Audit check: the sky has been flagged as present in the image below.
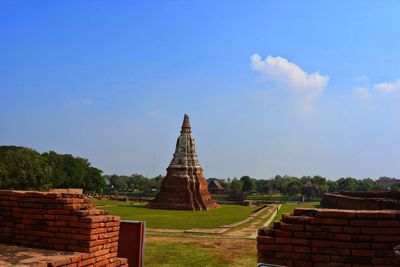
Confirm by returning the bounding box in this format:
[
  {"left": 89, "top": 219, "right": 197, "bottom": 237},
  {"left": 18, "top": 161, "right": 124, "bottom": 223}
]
[{"left": 1, "top": 1, "right": 400, "bottom": 180}]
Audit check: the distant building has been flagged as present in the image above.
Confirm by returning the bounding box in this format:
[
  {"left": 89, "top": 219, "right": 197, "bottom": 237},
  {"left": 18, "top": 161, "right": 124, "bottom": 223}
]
[
  {"left": 376, "top": 177, "right": 400, "bottom": 189},
  {"left": 208, "top": 179, "right": 226, "bottom": 194},
  {"left": 301, "top": 181, "right": 319, "bottom": 200}
]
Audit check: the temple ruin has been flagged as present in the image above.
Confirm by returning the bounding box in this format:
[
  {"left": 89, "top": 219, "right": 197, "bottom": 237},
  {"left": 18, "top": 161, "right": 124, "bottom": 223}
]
[
  {"left": 148, "top": 114, "right": 219, "bottom": 210},
  {"left": 257, "top": 191, "right": 400, "bottom": 266}
]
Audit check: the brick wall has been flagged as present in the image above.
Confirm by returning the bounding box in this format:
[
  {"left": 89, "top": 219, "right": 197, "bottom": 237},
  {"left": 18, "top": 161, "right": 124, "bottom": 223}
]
[
  {"left": 340, "top": 191, "right": 400, "bottom": 200},
  {"left": 0, "top": 190, "right": 128, "bottom": 267},
  {"left": 258, "top": 208, "right": 400, "bottom": 266},
  {"left": 321, "top": 192, "right": 400, "bottom": 210}
]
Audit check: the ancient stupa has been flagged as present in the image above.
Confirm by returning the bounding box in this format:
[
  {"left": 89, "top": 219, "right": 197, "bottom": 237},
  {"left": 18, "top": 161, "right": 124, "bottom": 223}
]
[{"left": 149, "top": 114, "right": 219, "bottom": 210}]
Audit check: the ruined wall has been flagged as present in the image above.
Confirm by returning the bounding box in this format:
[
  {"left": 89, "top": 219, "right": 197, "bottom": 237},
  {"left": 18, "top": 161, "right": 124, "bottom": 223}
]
[
  {"left": 340, "top": 191, "right": 400, "bottom": 200},
  {"left": 258, "top": 208, "right": 400, "bottom": 266},
  {"left": 321, "top": 192, "right": 400, "bottom": 210},
  {"left": 0, "top": 190, "right": 128, "bottom": 267}
]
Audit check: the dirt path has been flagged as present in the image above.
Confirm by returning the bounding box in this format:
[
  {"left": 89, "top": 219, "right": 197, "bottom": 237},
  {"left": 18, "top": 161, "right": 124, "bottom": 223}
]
[
  {"left": 146, "top": 204, "right": 279, "bottom": 239},
  {"left": 223, "top": 204, "right": 277, "bottom": 238}
]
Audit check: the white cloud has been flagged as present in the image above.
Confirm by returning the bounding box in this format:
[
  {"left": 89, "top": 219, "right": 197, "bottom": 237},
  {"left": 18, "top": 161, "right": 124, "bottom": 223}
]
[
  {"left": 250, "top": 53, "right": 329, "bottom": 112},
  {"left": 353, "top": 86, "right": 371, "bottom": 99},
  {"left": 373, "top": 79, "right": 400, "bottom": 93}
]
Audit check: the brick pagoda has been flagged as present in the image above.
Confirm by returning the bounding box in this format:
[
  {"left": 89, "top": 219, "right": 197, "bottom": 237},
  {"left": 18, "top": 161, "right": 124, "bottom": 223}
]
[{"left": 148, "top": 114, "right": 219, "bottom": 210}]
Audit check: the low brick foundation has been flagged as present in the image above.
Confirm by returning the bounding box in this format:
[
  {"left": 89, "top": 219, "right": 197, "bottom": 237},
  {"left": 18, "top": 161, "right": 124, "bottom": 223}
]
[
  {"left": 0, "top": 190, "right": 128, "bottom": 267},
  {"left": 258, "top": 208, "right": 400, "bottom": 266},
  {"left": 321, "top": 192, "right": 400, "bottom": 210}
]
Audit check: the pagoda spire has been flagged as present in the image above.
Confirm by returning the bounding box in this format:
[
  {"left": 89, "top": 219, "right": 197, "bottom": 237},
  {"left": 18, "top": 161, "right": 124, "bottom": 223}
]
[
  {"left": 181, "top": 113, "right": 191, "bottom": 133},
  {"left": 148, "top": 114, "right": 219, "bottom": 211}
]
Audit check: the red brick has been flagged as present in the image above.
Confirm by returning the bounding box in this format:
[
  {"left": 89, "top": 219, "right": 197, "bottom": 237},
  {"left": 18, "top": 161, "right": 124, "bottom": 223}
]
[
  {"left": 257, "top": 244, "right": 292, "bottom": 252},
  {"left": 49, "top": 256, "right": 72, "bottom": 266},
  {"left": 94, "top": 259, "right": 110, "bottom": 267},
  {"left": 313, "top": 240, "right": 331, "bottom": 247},
  {"left": 313, "top": 231, "right": 330, "bottom": 239},
  {"left": 80, "top": 216, "right": 110, "bottom": 223},
  {"left": 377, "top": 220, "right": 400, "bottom": 227},
  {"left": 78, "top": 257, "right": 96, "bottom": 266},
  {"left": 55, "top": 215, "right": 79, "bottom": 222},
  {"left": 293, "top": 231, "right": 312, "bottom": 238},
  {"left": 47, "top": 209, "right": 70, "bottom": 215},
  {"left": 275, "top": 237, "right": 310, "bottom": 246},
  {"left": 312, "top": 254, "right": 331, "bottom": 262},
  {"left": 331, "top": 241, "right": 357, "bottom": 249},
  {"left": 312, "top": 247, "right": 351, "bottom": 256},
  {"left": 331, "top": 233, "right": 352, "bottom": 241},
  {"left": 257, "top": 236, "right": 274, "bottom": 243},
  {"left": 275, "top": 252, "right": 310, "bottom": 261},
  {"left": 373, "top": 235, "right": 400, "bottom": 242},
  {"left": 68, "top": 222, "right": 99, "bottom": 229},
  {"left": 350, "top": 219, "right": 377, "bottom": 227},
  {"left": 317, "top": 209, "right": 356, "bottom": 218},
  {"left": 94, "top": 249, "right": 110, "bottom": 257},
  {"left": 371, "top": 257, "right": 394, "bottom": 264},
  {"left": 279, "top": 222, "right": 304, "bottom": 231},
  {"left": 355, "top": 210, "right": 398, "bottom": 219},
  {"left": 274, "top": 230, "right": 292, "bottom": 237},
  {"left": 292, "top": 245, "right": 311, "bottom": 253},
  {"left": 361, "top": 227, "right": 400, "bottom": 235},
  {"left": 352, "top": 249, "right": 375, "bottom": 257},
  {"left": 311, "top": 217, "right": 348, "bottom": 225},
  {"left": 343, "top": 226, "right": 360, "bottom": 234},
  {"left": 320, "top": 225, "right": 343, "bottom": 233}
]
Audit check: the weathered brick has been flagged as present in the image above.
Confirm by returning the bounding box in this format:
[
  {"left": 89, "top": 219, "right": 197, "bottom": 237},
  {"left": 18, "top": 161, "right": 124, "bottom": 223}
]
[
  {"left": 275, "top": 237, "right": 310, "bottom": 246},
  {"left": 279, "top": 222, "right": 304, "bottom": 231},
  {"left": 258, "top": 244, "right": 292, "bottom": 252},
  {"left": 311, "top": 217, "right": 348, "bottom": 226},
  {"left": 317, "top": 209, "right": 356, "bottom": 219},
  {"left": 275, "top": 252, "right": 310, "bottom": 261}
]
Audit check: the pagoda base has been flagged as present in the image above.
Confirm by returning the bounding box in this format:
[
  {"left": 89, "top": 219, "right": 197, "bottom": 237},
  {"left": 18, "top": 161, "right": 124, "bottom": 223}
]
[{"left": 148, "top": 201, "right": 219, "bottom": 211}]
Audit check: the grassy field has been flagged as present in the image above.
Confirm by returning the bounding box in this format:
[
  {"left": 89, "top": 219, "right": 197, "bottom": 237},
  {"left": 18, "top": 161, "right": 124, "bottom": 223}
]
[
  {"left": 269, "top": 202, "right": 320, "bottom": 226},
  {"left": 92, "top": 200, "right": 258, "bottom": 229},
  {"left": 145, "top": 242, "right": 227, "bottom": 267},
  {"left": 144, "top": 236, "right": 256, "bottom": 267}
]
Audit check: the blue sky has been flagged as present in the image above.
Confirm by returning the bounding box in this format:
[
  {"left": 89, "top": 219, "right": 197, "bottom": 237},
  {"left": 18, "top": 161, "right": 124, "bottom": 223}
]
[{"left": 1, "top": 1, "right": 400, "bottom": 179}]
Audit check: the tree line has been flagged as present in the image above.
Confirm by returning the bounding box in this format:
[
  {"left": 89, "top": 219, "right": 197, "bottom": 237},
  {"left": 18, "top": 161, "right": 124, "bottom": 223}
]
[
  {"left": 104, "top": 174, "right": 164, "bottom": 195},
  {"left": 1, "top": 146, "right": 398, "bottom": 197},
  {"left": 214, "top": 175, "right": 397, "bottom": 200},
  {"left": 0, "top": 146, "right": 105, "bottom": 192}
]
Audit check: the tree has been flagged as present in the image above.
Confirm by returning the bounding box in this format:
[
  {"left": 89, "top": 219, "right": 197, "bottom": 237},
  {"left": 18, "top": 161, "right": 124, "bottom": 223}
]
[
  {"left": 287, "top": 179, "right": 302, "bottom": 199},
  {"left": 83, "top": 166, "right": 105, "bottom": 193},
  {"left": 0, "top": 146, "right": 106, "bottom": 193},
  {"left": 109, "top": 175, "right": 128, "bottom": 191},
  {"left": 0, "top": 147, "right": 51, "bottom": 190},
  {"left": 43, "top": 151, "right": 86, "bottom": 188},
  {"left": 255, "top": 179, "right": 267, "bottom": 195},
  {"left": 337, "top": 177, "right": 358, "bottom": 191},
  {"left": 327, "top": 180, "right": 339, "bottom": 192},
  {"left": 356, "top": 178, "right": 375, "bottom": 191},
  {"left": 240, "top": 176, "right": 255, "bottom": 193},
  {"left": 231, "top": 179, "right": 243, "bottom": 195}
]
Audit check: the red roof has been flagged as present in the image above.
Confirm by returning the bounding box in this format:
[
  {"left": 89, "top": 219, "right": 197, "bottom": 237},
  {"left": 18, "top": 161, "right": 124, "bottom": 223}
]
[{"left": 208, "top": 180, "right": 224, "bottom": 190}]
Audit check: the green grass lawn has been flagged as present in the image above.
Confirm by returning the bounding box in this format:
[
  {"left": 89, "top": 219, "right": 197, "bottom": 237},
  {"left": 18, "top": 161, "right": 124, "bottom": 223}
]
[
  {"left": 269, "top": 202, "right": 320, "bottom": 226},
  {"left": 92, "top": 200, "right": 258, "bottom": 229},
  {"left": 145, "top": 242, "right": 227, "bottom": 267},
  {"left": 145, "top": 237, "right": 256, "bottom": 267}
]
